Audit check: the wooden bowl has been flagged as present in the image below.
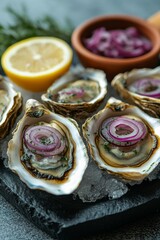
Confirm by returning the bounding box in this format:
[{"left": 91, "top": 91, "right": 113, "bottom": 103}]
[{"left": 72, "top": 15, "right": 160, "bottom": 81}]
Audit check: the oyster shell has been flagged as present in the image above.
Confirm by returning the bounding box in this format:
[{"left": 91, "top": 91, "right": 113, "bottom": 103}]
[
  {"left": 0, "top": 76, "right": 22, "bottom": 139},
  {"left": 7, "top": 99, "right": 89, "bottom": 195},
  {"left": 111, "top": 66, "right": 160, "bottom": 118},
  {"left": 41, "top": 66, "right": 107, "bottom": 118},
  {"left": 83, "top": 98, "right": 160, "bottom": 181}
]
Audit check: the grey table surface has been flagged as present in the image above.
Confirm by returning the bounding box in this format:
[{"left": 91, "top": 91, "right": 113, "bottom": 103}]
[{"left": 1, "top": 0, "right": 160, "bottom": 239}]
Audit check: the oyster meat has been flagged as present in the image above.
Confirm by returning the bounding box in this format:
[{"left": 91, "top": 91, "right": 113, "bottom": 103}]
[
  {"left": 41, "top": 66, "right": 107, "bottom": 118},
  {"left": 83, "top": 98, "right": 160, "bottom": 181},
  {"left": 112, "top": 66, "right": 160, "bottom": 118},
  {"left": 0, "top": 76, "right": 22, "bottom": 139},
  {"left": 7, "top": 99, "right": 89, "bottom": 195}
]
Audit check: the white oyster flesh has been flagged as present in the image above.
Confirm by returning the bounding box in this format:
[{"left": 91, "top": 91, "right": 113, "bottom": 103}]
[
  {"left": 0, "top": 90, "right": 10, "bottom": 122},
  {"left": 56, "top": 79, "right": 100, "bottom": 103},
  {"left": 41, "top": 65, "right": 107, "bottom": 118},
  {"left": 83, "top": 97, "right": 160, "bottom": 181},
  {"left": 111, "top": 66, "right": 160, "bottom": 118},
  {"left": 0, "top": 76, "right": 22, "bottom": 139},
  {"left": 7, "top": 99, "right": 89, "bottom": 195}
]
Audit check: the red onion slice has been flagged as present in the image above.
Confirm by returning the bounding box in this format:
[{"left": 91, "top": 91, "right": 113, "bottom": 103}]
[
  {"left": 58, "top": 87, "right": 85, "bottom": 98},
  {"left": 129, "top": 78, "right": 160, "bottom": 98},
  {"left": 24, "top": 125, "right": 66, "bottom": 156},
  {"left": 109, "top": 118, "right": 139, "bottom": 140},
  {"left": 101, "top": 116, "right": 147, "bottom": 146}
]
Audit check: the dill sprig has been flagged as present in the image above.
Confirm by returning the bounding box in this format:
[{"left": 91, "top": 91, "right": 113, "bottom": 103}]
[{"left": 0, "top": 6, "right": 73, "bottom": 57}]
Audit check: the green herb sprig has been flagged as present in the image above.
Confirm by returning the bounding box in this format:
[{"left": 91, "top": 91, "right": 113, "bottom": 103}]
[{"left": 0, "top": 6, "right": 73, "bottom": 57}]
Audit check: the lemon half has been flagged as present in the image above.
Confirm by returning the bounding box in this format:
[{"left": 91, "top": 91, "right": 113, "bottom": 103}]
[{"left": 1, "top": 37, "right": 73, "bottom": 92}]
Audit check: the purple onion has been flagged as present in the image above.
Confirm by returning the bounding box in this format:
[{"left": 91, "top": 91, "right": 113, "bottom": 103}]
[
  {"left": 24, "top": 125, "right": 66, "bottom": 156},
  {"left": 101, "top": 116, "right": 147, "bottom": 146},
  {"left": 129, "top": 78, "right": 160, "bottom": 98},
  {"left": 84, "top": 27, "right": 152, "bottom": 58},
  {"left": 58, "top": 87, "right": 85, "bottom": 98}
]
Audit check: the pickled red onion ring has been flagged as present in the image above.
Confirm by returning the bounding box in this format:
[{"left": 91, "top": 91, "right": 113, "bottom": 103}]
[
  {"left": 129, "top": 78, "right": 160, "bottom": 98},
  {"left": 101, "top": 116, "right": 147, "bottom": 146},
  {"left": 58, "top": 87, "right": 84, "bottom": 98},
  {"left": 24, "top": 125, "right": 66, "bottom": 156}
]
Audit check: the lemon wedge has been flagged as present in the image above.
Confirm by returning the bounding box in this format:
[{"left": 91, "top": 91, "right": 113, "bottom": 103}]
[{"left": 1, "top": 37, "right": 73, "bottom": 92}]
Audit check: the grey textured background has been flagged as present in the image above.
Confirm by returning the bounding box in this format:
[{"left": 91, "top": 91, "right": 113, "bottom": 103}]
[
  {"left": 0, "top": 0, "right": 160, "bottom": 26},
  {"left": 1, "top": 0, "right": 160, "bottom": 239}
]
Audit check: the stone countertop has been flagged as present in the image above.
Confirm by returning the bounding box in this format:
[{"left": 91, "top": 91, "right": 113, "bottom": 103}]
[{"left": 1, "top": 0, "right": 160, "bottom": 239}]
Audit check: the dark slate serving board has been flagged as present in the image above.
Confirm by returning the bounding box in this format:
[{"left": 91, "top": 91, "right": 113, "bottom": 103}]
[
  {"left": 1, "top": 78, "right": 160, "bottom": 240},
  {"left": 1, "top": 163, "right": 160, "bottom": 240}
]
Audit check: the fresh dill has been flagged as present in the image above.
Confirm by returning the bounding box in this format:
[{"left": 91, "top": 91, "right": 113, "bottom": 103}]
[{"left": 0, "top": 6, "right": 73, "bottom": 57}]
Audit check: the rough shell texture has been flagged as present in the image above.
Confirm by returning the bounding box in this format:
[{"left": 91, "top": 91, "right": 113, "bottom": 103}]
[
  {"left": 111, "top": 66, "right": 160, "bottom": 118},
  {"left": 7, "top": 99, "right": 89, "bottom": 195},
  {"left": 83, "top": 97, "right": 160, "bottom": 181},
  {"left": 0, "top": 76, "right": 22, "bottom": 139},
  {"left": 41, "top": 66, "right": 107, "bottom": 118}
]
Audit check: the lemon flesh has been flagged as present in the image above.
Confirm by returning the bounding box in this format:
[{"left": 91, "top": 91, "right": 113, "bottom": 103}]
[{"left": 1, "top": 37, "right": 73, "bottom": 92}]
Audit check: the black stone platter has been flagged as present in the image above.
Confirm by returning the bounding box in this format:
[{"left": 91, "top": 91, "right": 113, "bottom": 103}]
[
  {"left": 1, "top": 79, "right": 160, "bottom": 240},
  {"left": 1, "top": 163, "right": 160, "bottom": 240}
]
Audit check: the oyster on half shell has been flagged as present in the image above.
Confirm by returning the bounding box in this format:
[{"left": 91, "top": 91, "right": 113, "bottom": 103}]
[
  {"left": 7, "top": 99, "right": 89, "bottom": 195},
  {"left": 112, "top": 66, "right": 160, "bottom": 118},
  {"left": 83, "top": 98, "right": 160, "bottom": 181},
  {"left": 41, "top": 66, "right": 107, "bottom": 118},
  {"left": 0, "top": 76, "right": 22, "bottom": 139}
]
